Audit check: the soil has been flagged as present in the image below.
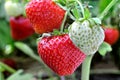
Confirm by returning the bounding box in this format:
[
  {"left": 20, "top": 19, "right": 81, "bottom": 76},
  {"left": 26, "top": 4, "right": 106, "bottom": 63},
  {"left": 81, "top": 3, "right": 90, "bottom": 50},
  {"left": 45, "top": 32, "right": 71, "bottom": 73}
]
[{"left": 11, "top": 54, "right": 120, "bottom": 80}]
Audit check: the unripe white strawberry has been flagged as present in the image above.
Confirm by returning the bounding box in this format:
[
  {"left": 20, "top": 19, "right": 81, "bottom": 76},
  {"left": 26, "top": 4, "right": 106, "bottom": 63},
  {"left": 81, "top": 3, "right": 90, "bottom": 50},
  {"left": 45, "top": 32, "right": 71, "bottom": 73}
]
[
  {"left": 4, "top": 1, "right": 23, "bottom": 17},
  {"left": 69, "top": 20, "right": 105, "bottom": 55}
]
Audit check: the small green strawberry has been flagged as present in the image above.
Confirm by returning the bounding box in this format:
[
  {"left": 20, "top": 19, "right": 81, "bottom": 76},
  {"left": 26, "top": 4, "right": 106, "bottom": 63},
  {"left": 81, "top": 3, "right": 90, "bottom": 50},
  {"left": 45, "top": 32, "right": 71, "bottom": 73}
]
[
  {"left": 69, "top": 20, "right": 105, "bottom": 55},
  {"left": 4, "top": 1, "right": 23, "bottom": 17}
]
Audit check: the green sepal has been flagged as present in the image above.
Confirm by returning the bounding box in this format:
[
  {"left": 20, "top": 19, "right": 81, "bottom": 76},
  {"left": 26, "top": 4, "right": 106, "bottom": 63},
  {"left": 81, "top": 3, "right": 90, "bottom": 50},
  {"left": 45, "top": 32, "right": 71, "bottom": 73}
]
[
  {"left": 64, "top": 29, "right": 69, "bottom": 33},
  {"left": 92, "top": 18, "right": 101, "bottom": 24},
  {"left": 84, "top": 8, "right": 91, "bottom": 19},
  {"left": 98, "top": 42, "right": 112, "bottom": 56},
  {"left": 53, "top": 29, "right": 61, "bottom": 35},
  {"left": 71, "top": 5, "right": 81, "bottom": 19},
  {"left": 87, "top": 18, "right": 96, "bottom": 28}
]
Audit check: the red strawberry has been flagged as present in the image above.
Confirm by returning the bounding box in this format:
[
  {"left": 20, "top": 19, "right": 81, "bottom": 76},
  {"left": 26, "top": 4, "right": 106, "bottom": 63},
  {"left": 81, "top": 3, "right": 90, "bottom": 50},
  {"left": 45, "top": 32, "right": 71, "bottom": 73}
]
[
  {"left": 38, "top": 34, "right": 86, "bottom": 76},
  {"left": 26, "top": 0, "right": 65, "bottom": 34},
  {"left": 2, "top": 58, "right": 16, "bottom": 69},
  {"left": 104, "top": 27, "right": 119, "bottom": 45},
  {"left": 1, "top": 59, "right": 16, "bottom": 77},
  {"left": 10, "top": 16, "right": 34, "bottom": 40}
]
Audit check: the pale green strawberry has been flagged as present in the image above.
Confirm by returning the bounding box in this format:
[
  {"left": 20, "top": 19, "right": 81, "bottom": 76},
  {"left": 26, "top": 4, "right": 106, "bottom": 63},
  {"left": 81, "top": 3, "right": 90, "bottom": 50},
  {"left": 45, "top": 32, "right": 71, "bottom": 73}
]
[
  {"left": 69, "top": 20, "right": 105, "bottom": 55},
  {"left": 4, "top": 1, "right": 23, "bottom": 17}
]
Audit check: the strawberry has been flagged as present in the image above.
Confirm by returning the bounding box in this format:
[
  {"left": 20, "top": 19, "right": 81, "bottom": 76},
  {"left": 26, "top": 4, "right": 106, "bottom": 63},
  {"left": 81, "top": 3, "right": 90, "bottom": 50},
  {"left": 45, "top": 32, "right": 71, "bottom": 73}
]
[
  {"left": 10, "top": 16, "right": 34, "bottom": 40},
  {"left": 4, "top": 1, "right": 23, "bottom": 17},
  {"left": 1, "top": 59, "right": 17, "bottom": 77},
  {"left": 69, "top": 20, "right": 105, "bottom": 55},
  {"left": 1, "top": 58, "right": 16, "bottom": 69},
  {"left": 38, "top": 34, "right": 86, "bottom": 76},
  {"left": 25, "top": 0, "right": 65, "bottom": 34},
  {"left": 104, "top": 27, "right": 119, "bottom": 45}
]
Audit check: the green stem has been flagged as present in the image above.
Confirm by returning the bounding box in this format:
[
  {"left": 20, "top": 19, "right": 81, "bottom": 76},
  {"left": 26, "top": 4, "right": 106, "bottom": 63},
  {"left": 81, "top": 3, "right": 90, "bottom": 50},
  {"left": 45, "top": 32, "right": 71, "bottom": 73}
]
[
  {"left": 81, "top": 55, "right": 93, "bottom": 80},
  {"left": 0, "top": 72, "right": 4, "bottom": 80},
  {"left": 60, "top": 10, "right": 69, "bottom": 33},
  {"left": 0, "top": 62, "right": 16, "bottom": 74},
  {"left": 99, "top": 0, "right": 118, "bottom": 20},
  {"left": 75, "top": 0, "right": 85, "bottom": 18}
]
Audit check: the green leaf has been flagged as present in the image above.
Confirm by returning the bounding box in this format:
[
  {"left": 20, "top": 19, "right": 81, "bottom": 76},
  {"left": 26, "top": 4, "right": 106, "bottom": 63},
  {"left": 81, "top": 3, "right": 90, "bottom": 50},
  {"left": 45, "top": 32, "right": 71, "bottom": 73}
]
[
  {"left": 14, "top": 42, "right": 41, "bottom": 62},
  {"left": 7, "top": 70, "right": 34, "bottom": 80},
  {"left": 0, "top": 20, "right": 13, "bottom": 50},
  {"left": 98, "top": 42, "right": 112, "bottom": 56}
]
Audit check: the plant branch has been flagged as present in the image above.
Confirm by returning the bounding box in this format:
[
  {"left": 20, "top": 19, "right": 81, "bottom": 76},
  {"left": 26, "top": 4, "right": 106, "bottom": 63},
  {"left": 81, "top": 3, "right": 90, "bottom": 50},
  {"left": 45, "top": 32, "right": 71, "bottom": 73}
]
[
  {"left": 81, "top": 55, "right": 93, "bottom": 80},
  {"left": 0, "top": 72, "right": 4, "bottom": 80},
  {"left": 75, "top": 0, "right": 85, "bottom": 18},
  {"left": 60, "top": 10, "right": 69, "bottom": 33},
  {"left": 0, "top": 62, "right": 16, "bottom": 74}
]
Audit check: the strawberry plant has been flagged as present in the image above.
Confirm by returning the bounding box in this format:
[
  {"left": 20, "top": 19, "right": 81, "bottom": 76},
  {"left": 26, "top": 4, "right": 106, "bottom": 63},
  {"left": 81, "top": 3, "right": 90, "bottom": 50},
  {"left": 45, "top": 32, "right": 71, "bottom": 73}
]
[
  {"left": 0, "top": 0, "right": 119, "bottom": 80},
  {"left": 25, "top": 0, "right": 118, "bottom": 80}
]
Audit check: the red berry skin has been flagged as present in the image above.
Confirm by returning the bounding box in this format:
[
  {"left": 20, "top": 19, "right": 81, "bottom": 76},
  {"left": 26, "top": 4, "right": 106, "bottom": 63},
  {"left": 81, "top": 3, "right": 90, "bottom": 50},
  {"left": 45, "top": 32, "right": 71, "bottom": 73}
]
[
  {"left": 1, "top": 59, "right": 16, "bottom": 77},
  {"left": 10, "top": 16, "right": 34, "bottom": 40},
  {"left": 2, "top": 59, "right": 16, "bottom": 69},
  {"left": 104, "top": 27, "right": 119, "bottom": 45},
  {"left": 38, "top": 34, "right": 86, "bottom": 76},
  {"left": 26, "top": 0, "right": 65, "bottom": 34}
]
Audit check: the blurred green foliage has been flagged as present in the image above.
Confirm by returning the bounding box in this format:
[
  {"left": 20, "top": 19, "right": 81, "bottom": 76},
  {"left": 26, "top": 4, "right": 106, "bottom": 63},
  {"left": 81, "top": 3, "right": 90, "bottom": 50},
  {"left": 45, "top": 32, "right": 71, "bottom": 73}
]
[
  {"left": 0, "top": 20, "right": 13, "bottom": 50},
  {"left": 0, "top": 0, "right": 6, "bottom": 18}
]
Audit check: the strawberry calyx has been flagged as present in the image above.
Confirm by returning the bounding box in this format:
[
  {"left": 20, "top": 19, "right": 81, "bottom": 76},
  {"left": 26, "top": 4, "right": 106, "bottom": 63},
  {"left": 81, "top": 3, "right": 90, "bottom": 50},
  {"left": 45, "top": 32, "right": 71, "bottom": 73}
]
[{"left": 77, "top": 17, "right": 102, "bottom": 29}]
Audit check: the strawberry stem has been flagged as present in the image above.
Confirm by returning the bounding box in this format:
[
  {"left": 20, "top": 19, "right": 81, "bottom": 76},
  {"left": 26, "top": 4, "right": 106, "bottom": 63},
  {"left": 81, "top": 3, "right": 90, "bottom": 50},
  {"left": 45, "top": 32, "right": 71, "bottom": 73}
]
[
  {"left": 60, "top": 10, "right": 69, "bottom": 33},
  {"left": 81, "top": 55, "right": 93, "bottom": 80},
  {"left": 75, "top": 0, "right": 85, "bottom": 18},
  {"left": 0, "top": 62, "right": 16, "bottom": 74},
  {"left": 99, "top": 0, "right": 118, "bottom": 20}
]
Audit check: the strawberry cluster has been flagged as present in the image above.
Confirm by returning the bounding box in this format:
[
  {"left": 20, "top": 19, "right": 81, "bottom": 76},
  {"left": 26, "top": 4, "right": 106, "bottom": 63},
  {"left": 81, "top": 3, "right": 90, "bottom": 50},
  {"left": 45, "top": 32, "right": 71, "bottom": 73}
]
[{"left": 25, "top": 0, "right": 105, "bottom": 76}]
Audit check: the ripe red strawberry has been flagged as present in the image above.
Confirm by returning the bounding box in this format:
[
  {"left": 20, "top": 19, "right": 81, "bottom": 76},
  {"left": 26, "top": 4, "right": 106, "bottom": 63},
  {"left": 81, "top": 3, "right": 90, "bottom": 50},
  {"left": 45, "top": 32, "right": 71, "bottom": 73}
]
[
  {"left": 10, "top": 16, "right": 34, "bottom": 40},
  {"left": 26, "top": 0, "right": 65, "bottom": 34},
  {"left": 104, "top": 27, "right": 119, "bottom": 45},
  {"left": 38, "top": 34, "right": 86, "bottom": 76}
]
